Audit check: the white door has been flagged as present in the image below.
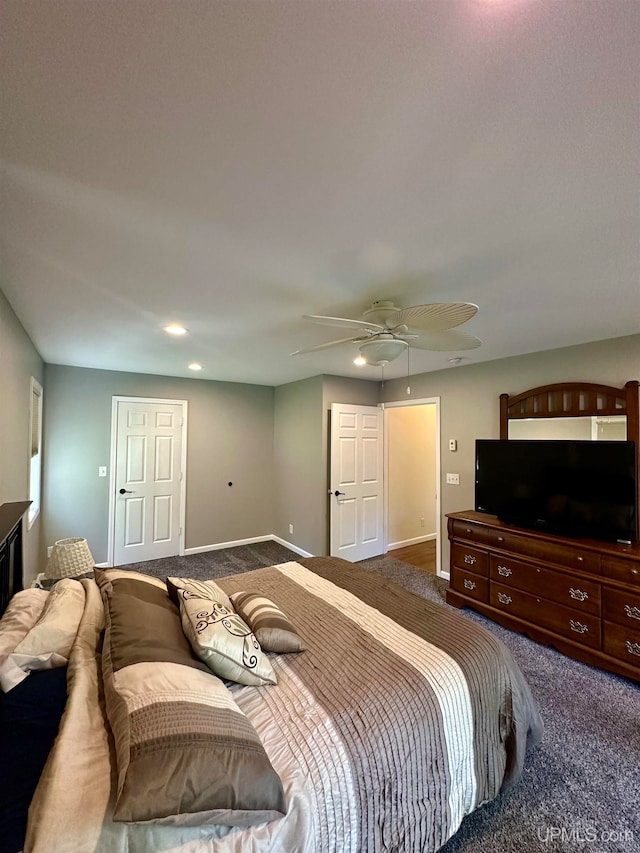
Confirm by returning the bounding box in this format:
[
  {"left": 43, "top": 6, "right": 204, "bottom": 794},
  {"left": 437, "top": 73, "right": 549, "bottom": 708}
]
[
  {"left": 330, "top": 403, "right": 384, "bottom": 561},
  {"left": 111, "top": 398, "right": 187, "bottom": 566}
]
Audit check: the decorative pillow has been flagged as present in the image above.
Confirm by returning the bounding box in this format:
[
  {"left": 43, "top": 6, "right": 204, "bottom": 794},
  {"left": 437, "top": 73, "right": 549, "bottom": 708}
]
[
  {"left": 166, "top": 576, "right": 233, "bottom": 610},
  {"left": 167, "top": 577, "right": 277, "bottom": 687},
  {"left": 230, "top": 591, "right": 305, "bottom": 653},
  {"left": 0, "top": 580, "right": 84, "bottom": 692},
  {"left": 96, "top": 570, "right": 286, "bottom": 826}
]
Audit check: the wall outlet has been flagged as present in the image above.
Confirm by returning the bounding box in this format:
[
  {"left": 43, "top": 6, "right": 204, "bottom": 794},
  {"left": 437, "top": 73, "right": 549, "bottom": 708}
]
[
  {"left": 446, "top": 473, "right": 460, "bottom": 485},
  {"left": 98, "top": 466, "right": 107, "bottom": 477},
  {"left": 448, "top": 439, "right": 457, "bottom": 452},
  {"left": 289, "top": 523, "right": 294, "bottom": 534},
  {"left": 420, "top": 517, "right": 425, "bottom": 527}
]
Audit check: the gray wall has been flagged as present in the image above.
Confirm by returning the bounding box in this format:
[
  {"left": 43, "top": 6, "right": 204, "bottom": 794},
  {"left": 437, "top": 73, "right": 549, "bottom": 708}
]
[
  {"left": 273, "top": 376, "right": 324, "bottom": 555},
  {"left": 43, "top": 365, "right": 275, "bottom": 564},
  {"left": 381, "top": 334, "right": 640, "bottom": 573},
  {"left": 273, "top": 374, "right": 380, "bottom": 556},
  {"left": 0, "top": 288, "right": 44, "bottom": 583}
]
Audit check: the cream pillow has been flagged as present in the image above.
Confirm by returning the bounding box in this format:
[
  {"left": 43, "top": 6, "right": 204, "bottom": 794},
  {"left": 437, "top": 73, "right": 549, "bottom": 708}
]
[
  {"left": 0, "top": 579, "right": 85, "bottom": 692},
  {"left": 14, "top": 578, "right": 84, "bottom": 658},
  {"left": 167, "top": 578, "right": 276, "bottom": 686}
]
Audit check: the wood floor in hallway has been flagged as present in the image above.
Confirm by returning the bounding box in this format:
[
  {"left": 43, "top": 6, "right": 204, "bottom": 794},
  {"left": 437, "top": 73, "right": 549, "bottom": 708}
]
[{"left": 388, "top": 539, "right": 437, "bottom": 574}]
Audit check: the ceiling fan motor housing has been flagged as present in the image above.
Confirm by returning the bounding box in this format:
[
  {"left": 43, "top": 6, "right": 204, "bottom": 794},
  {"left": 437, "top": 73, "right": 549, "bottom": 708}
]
[{"left": 361, "top": 300, "right": 401, "bottom": 327}]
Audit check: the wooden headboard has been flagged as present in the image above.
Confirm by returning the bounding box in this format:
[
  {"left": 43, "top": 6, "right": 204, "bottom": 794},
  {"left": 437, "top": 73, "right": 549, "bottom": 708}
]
[{"left": 499, "top": 380, "right": 639, "bottom": 541}]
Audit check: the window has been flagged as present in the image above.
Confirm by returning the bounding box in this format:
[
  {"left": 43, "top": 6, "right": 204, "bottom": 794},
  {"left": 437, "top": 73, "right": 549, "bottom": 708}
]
[{"left": 28, "top": 377, "right": 43, "bottom": 528}]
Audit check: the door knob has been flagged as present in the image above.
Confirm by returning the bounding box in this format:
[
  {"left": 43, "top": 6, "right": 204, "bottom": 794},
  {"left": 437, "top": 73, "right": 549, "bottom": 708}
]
[
  {"left": 119, "top": 488, "right": 134, "bottom": 495},
  {"left": 334, "top": 490, "right": 345, "bottom": 497}
]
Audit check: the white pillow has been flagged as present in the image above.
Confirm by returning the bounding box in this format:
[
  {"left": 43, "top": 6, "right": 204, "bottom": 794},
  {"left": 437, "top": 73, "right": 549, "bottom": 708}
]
[
  {"left": 14, "top": 578, "right": 85, "bottom": 658},
  {"left": 0, "top": 579, "right": 85, "bottom": 692},
  {"left": 167, "top": 578, "right": 276, "bottom": 686}
]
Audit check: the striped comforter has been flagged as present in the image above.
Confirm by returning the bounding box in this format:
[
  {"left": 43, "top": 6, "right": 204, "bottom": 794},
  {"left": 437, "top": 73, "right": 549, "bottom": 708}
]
[{"left": 26, "top": 558, "right": 542, "bottom": 853}]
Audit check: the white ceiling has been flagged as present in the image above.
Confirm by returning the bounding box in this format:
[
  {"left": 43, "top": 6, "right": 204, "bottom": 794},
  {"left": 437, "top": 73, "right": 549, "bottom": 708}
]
[{"left": 1, "top": 0, "right": 638, "bottom": 386}]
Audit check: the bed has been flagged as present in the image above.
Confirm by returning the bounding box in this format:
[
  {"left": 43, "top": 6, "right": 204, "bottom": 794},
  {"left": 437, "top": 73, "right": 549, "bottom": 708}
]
[{"left": 1, "top": 556, "right": 542, "bottom": 853}]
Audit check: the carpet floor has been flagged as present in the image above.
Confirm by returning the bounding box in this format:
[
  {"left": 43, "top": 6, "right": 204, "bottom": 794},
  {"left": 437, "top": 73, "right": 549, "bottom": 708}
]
[{"left": 120, "top": 544, "right": 639, "bottom": 853}]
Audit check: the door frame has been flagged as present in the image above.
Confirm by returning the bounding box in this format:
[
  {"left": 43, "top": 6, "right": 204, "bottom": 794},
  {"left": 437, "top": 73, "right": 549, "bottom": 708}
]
[
  {"left": 107, "top": 396, "right": 188, "bottom": 567},
  {"left": 382, "top": 397, "right": 442, "bottom": 577}
]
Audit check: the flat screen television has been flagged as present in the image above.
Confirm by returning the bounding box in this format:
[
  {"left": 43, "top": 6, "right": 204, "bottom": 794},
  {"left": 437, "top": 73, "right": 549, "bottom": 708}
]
[{"left": 475, "top": 439, "right": 637, "bottom": 543}]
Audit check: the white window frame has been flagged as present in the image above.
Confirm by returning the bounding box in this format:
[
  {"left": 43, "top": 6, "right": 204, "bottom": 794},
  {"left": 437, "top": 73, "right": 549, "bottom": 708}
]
[{"left": 28, "top": 377, "right": 43, "bottom": 528}]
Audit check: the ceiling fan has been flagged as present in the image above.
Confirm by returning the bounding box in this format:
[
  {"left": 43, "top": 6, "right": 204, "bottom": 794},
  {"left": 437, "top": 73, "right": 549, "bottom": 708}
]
[{"left": 291, "top": 300, "right": 481, "bottom": 365}]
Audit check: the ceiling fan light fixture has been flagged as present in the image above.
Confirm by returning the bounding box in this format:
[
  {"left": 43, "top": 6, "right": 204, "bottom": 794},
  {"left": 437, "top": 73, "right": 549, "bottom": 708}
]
[
  {"left": 353, "top": 355, "right": 367, "bottom": 366},
  {"left": 359, "top": 337, "right": 408, "bottom": 366},
  {"left": 163, "top": 324, "right": 188, "bottom": 336}
]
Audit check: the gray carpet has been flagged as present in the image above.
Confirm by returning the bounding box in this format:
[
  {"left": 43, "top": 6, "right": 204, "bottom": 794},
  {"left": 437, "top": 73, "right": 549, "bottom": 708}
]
[{"left": 121, "top": 545, "right": 639, "bottom": 853}]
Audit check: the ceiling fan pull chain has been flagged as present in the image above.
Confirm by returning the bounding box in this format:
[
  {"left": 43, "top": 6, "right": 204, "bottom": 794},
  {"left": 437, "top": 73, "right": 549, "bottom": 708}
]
[{"left": 406, "top": 344, "right": 411, "bottom": 396}]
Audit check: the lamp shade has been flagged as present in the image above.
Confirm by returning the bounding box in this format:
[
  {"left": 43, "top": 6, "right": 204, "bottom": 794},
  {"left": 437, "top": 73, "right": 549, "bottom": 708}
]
[{"left": 45, "top": 537, "right": 95, "bottom": 580}]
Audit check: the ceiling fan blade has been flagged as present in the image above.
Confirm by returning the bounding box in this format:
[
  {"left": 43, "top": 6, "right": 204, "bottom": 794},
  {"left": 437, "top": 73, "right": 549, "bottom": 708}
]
[
  {"left": 393, "top": 302, "right": 478, "bottom": 332},
  {"left": 290, "top": 335, "right": 366, "bottom": 356},
  {"left": 409, "top": 330, "right": 482, "bottom": 351},
  {"left": 302, "top": 314, "right": 384, "bottom": 332}
]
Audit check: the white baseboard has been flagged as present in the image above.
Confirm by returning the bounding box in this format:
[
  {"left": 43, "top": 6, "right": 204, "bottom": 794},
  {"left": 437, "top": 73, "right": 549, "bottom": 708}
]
[
  {"left": 184, "top": 534, "right": 313, "bottom": 559},
  {"left": 387, "top": 532, "right": 436, "bottom": 551},
  {"left": 270, "top": 535, "right": 314, "bottom": 558},
  {"left": 95, "top": 562, "right": 110, "bottom": 568}
]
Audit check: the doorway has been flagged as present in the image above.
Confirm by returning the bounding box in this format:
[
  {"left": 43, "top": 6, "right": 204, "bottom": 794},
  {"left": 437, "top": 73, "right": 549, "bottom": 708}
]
[
  {"left": 107, "top": 397, "right": 188, "bottom": 566},
  {"left": 384, "top": 398, "right": 441, "bottom": 576}
]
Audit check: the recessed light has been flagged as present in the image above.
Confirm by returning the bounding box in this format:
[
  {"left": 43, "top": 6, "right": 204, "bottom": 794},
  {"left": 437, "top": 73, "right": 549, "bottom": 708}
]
[
  {"left": 353, "top": 355, "right": 367, "bottom": 366},
  {"left": 163, "top": 324, "right": 188, "bottom": 336},
  {"left": 188, "top": 362, "right": 203, "bottom": 371}
]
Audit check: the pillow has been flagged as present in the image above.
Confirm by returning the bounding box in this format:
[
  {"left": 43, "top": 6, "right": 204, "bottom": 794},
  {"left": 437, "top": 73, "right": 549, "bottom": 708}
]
[
  {"left": 230, "top": 591, "right": 305, "bottom": 653},
  {"left": 166, "top": 576, "right": 233, "bottom": 610},
  {"left": 96, "top": 571, "right": 286, "bottom": 826},
  {"left": 0, "top": 589, "right": 49, "bottom": 664},
  {"left": 14, "top": 579, "right": 84, "bottom": 658},
  {"left": 167, "top": 577, "right": 277, "bottom": 687},
  {"left": 0, "top": 580, "right": 84, "bottom": 692}
]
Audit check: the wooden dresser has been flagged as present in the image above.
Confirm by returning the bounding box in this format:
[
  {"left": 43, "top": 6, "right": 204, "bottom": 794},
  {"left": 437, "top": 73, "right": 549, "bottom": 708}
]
[{"left": 446, "top": 510, "right": 640, "bottom": 682}]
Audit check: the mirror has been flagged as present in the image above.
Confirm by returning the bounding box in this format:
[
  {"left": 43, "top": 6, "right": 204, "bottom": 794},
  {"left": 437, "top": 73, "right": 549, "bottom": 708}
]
[{"left": 508, "top": 415, "right": 627, "bottom": 441}]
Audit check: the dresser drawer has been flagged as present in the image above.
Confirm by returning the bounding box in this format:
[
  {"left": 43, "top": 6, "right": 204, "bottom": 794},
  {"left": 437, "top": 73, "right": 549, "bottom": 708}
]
[
  {"left": 602, "top": 556, "right": 640, "bottom": 586},
  {"left": 490, "top": 556, "right": 601, "bottom": 615},
  {"left": 451, "top": 567, "right": 489, "bottom": 603},
  {"left": 449, "top": 519, "right": 493, "bottom": 546},
  {"left": 602, "top": 586, "right": 640, "bottom": 628},
  {"left": 488, "top": 531, "right": 601, "bottom": 575},
  {"left": 490, "top": 583, "right": 601, "bottom": 649},
  {"left": 603, "top": 621, "right": 640, "bottom": 666},
  {"left": 451, "top": 543, "right": 488, "bottom": 576}
]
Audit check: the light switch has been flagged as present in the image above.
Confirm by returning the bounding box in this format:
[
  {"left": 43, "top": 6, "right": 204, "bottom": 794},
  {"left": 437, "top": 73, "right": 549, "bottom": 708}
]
[
  {"left": 98, "top": 466, "right": 107, "bottom": 477},
  {"left": 446, "top": 473, "right": 460, "bottom": 485}
]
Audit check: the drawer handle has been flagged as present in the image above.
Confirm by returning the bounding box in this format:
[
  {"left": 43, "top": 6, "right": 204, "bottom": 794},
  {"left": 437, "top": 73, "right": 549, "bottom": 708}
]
[
  {"left": 631, "top": 568, "right": 639, "bottom": 576},
  {"left": 497, "top": 536, "right": 504, "bottom": 543},
  {"left": 576, "top": 555, "right": 584, "bottom": 562},
  {"left": 497, "top": 565, "right": 512, "bottom": 577},
  {"left": 463, "top": 579, "right": 476, "bottom": 591},
  {"left": 497, "top": 592, "right": 512, "bottom": 605},
  {"left": 569, "top": 619, "right": 589, "bottom": 634},
  {"left": 624, "top": 604, "right": 640, "bottom": 622},
  {"left": 463, "top": 554, "right": 477, "bottom": 565},
  {"left": 625, "top": 641, "right": 640, "bottom": 657},
  {"left": 569, "top": 588, "right": 589, "bottom": 602}
]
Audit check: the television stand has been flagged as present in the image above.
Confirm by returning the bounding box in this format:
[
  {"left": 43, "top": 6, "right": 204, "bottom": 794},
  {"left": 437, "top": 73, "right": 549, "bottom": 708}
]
[{"left": 446, "top": 511, "right": 640, "bottom": 682}]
